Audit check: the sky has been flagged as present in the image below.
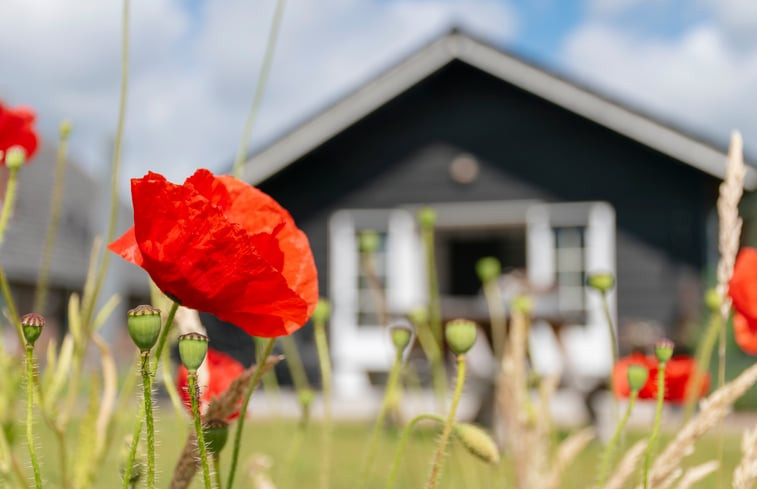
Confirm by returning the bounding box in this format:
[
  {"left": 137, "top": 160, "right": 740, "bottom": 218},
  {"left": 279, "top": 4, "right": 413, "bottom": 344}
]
[{"left": 1, "top": 0, "right": 756, "bottom": 198}]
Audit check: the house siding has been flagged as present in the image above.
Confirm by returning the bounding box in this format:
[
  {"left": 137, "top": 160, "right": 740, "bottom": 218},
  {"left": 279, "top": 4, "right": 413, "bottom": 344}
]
[{"left": 259, "top": 60, "right": 719, "bottom": 334}]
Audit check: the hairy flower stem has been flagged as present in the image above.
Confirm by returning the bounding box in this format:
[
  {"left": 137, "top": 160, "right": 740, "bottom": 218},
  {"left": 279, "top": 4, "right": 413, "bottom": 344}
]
[
  {"left": 684, "top": 311, "right": 721, "bottom": 421},
  {"left": 0, "top": 166, "right": 20, "bottom": 245},
  {"left": 231, "top": 0, "right": 286, "bottom": 179},
  {"left": 226, "top": 337, "right": 276, "bottom": 489},
  {"left": 0, "top": 266, "right": 23, "bottom": 346},
  {"left": 188, "top": 372, "right": 212, "bottom": 489},
  {"left": 213, "top": 455, "right": 222, "bottom": 489},
  {"left": 426, "top": 355, "right": 467, "bottom": 489},
  {"left": 600, "top": 291, "right": 619, "bottom": 424},
  {"left": 141, "top": 353, "right": 156, "bottom": 489},
  {"left": 121, "top": 302, "right": 179, "bottom": 488},
  {"left": 34, "top": 122, "right": 71, "bottom": 313},
  {"left": 597, "top": 390, "right": 638, "bottom": 489},
  {"left": 314, "top": 316, "right": 333, "bottom": 489},
  {"left": 25, "top": 346, "right": 42, "bottom": 489},
  {"left": 643, "top": 360, "right": 668, "bottom": 489},
  {"left": 359, "top": 350, "right": 404, "bottom": 488},
  {"left": 421, "top": 222, "right": 442, "bottom": 347},
  {"left": 482, "top": 279, "right": 506, "bottom": 361},
  {"left": 385, "top": 414, "right": 444, "bottom": 489}
]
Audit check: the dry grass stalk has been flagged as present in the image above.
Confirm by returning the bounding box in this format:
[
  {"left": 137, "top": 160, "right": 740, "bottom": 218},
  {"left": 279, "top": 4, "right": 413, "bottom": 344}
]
[
  {"left": 606, "top": 440, "right": 648, "bottom": 489},
  {"left": 543, "top": 427, "right": 595, "bottom": 489},
  {"left": 733, "top": 425, "right": 757, "bottom": 489},
  {"left": 647, "top": 361, "right": 757, "bottom": 489},
  {"left": 169, "top": 355, "right": 283, "bottom": 489},
  {"left": 716, "top": 131, "right": 745, "bottom": 314},
  {"left": 674, "top": 461, "right": 719, "bottom": 489}
]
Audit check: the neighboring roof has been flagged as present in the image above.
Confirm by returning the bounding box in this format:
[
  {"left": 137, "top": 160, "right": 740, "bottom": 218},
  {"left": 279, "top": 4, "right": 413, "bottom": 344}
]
[{"left": 242, "top": 28, "right": 757, "bottom": 189}]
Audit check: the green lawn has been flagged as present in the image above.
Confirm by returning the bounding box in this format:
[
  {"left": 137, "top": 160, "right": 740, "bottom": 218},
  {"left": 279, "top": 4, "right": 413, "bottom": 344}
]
[{"left": 8, "top": 409, "right": 745, "bottom": 488}]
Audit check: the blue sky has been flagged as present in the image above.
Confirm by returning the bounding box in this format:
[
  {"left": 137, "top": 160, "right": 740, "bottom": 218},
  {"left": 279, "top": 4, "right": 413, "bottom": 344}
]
[{"left": 1, "top": 0, "right": 756, "bottom": 195}]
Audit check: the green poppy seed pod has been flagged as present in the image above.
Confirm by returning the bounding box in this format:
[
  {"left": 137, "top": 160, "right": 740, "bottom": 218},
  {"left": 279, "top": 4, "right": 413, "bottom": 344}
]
[
  {"left": 312, "top": 298, "right": 330, "bottom": 324},
  {"left": 59, "top": 119, "right": 73, "bottom": 139},
  {"left": 389, "top": 321, "right": 414, "bottom": 354},
  {"left": 417, "top": 206, "right": 437, "bottom": 229},
  {"left": 127, "top": 305, "right": 162, "bottom": 352},
  {"left": 587, "top": 272, "right": 615, "bottom": 294},
  {"left": 358, "top": 230, "right": 380, "bottom": 254},
  {"left": 445, "top": 319, "right": 477, "bottom": 355},
  {"left": 21, "top": 313, "right": 45, "bottom": 346},
  {"left": 452, "top": 422, "right": 500, "bottom": 464},
  {"left": 510, "top": 294, "right": 533, "bottom": 315},
  {"left": 705, "top": 288, "right": 721, "bottom": 313},
  {"left": 178, "top": 332, "right": 209, "bottom": 372},
  {"left": 203, "top": 419, "right": 229, "bottom": 455},
  {"left": 654, "top": 338, "right": 674, "bottom": 364},
  {"left": 626, "top": 364, "right": 649, "bottom": 392},
  {"left": 407, "top": 306, "right": 428, "bottom": 326},
  {"left": 5, "top": 146, "right": 26, "bottom": 170},
  {"left": 476, "top": 257, "right": 501, "bottom": 284}
]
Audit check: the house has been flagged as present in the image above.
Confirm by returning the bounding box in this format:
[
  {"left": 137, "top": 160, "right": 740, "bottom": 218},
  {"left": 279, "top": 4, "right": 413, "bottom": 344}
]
[{"left": 241, "top": 29, "right": 756, "bottom": 398}]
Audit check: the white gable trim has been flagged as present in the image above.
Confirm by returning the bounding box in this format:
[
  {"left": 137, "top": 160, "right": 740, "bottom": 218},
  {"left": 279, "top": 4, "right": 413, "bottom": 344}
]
[{"left": 243, "top": 31, "right": 756, "bottom": 189}]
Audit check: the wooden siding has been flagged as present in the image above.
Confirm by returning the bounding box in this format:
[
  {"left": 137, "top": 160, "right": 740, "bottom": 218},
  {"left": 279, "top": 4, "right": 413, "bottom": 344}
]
[{"left": 259, "top": 60, "right": 720, "bottom": 332}]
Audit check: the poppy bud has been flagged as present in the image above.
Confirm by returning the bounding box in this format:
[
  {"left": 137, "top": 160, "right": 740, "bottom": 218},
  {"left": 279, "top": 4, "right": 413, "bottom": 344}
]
[
  {"left": 587, "top": 272, "right": 615, "bottom": 294},
  {"left": 5, "top": 146, "right": 26, "bottom": 170},
  {"left": 59, "top": 119, "right": 73, "bottom": 139},
  {"left": 705, "top": 288, "right": 720, "bottom": 313},
  {"left": 445, "top": 319, "right": 477, "bottom": 355},
  {"left": 626, "top": 364, "right": 649, "bottom": 392},
  {"left": 417, "top": 206, "right": 437, "bottom": 229},
  {"left": 178, "top": 332, "right": 209, "bottom": 372},
  {"left": 389, "top": 321, "right": 414, "bottom": 354},
  {"left": 476, "top": 257, "right": 501, "bottom": 284},
  {"left": 358, "top": 230, "right": 380, "bottom": 254},
  {"left": 452, "top": 422, "right": 500, "bottom": 464},
  {"left": 510, "top": 294, "right": 533, "bottom": 315},
  {"left": 654, "top": 338, "right": 674, "bottom": 364},
  {"left": 312, "top": 298, "right": 330, "bottom": 324},
  {"left": 21, "top": 312, "right": 45, "bottom": 346},
  {"left": 203, "top": 418, "right": 229, "bottom": 454},
  {"left": 127, "top": 305, "right": 162, "bottom": 352}
]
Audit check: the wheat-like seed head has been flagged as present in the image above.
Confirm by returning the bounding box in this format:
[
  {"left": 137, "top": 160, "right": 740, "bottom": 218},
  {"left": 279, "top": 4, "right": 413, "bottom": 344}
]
[
  {"left": 674, "top": 461, "right": 719, "bottom": 489},
  {"left": 733, "top": 425, "right": 757, "bottom": 489},
  {"left": 544, "top": 427, "right": 595, "bottom": 489},
  {"left": 606, "top": 440, "right": 648, "bottom": 489}
]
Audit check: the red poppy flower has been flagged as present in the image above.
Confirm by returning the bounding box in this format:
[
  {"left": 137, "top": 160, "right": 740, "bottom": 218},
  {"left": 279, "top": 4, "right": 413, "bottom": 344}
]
[
  {"left": 177, "top": 347, "right": 246, "bottom": 418},
  {"left": 0, "top": 101, "right": 39, "bottom": 164},
  {"left": 730, "top": 247, "right": 757, "bottom": 355},
  {"left": 613, "top": 353, "right": 709, "bottom": 402},
  {"left": 108, "top": 169, "right": 318, "bottom": 337}
]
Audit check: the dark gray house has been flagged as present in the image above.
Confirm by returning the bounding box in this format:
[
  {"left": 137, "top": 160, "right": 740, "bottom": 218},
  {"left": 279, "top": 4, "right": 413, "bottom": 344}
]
[{"left": 241, "top": 29, "right": 755, "bottom": 397}]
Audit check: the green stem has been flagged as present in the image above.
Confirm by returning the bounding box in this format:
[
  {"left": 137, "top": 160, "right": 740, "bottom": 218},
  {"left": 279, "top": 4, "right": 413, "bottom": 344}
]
[
  {"left": 684, "top": 310, "right": 721, "bottom": 421},
  {"left": 231, "top": 0, "right": 286, "bottom": 179},
  {"left": 483, "top": 280, "right": 506, "bottom": 362},
  {"left": 426, "top": 355, "right": 467, "bottom": 489},
  {"left": 121, "top": 302, "right": 178, "bottom": 488},
  {"left": 121, "top": 416, "right": 142, "bottom": 489},
  {"left": 141, "top": 353, "right": 155, "bottom": 489},
  {"left": 313, "top": 318, "right": 332, "bottom": 489},
  {"left": 717, "top": 306, "right": 727, "bottom": 489},
  {"left": 597, "top": 390, "right": 638, "bottom": 489},
  {"left": 83, "top": 0, "right": 129, "bottom": 329},
  {"left": 359, "top": 351, "right": 403, "bottom": 488},
  {"left": 33, "top": 123, "right": 71, "bottom": 313},
  {"left": 385, "top": 414, "right": 445, "bottom": 489},
  {"left": 189, "top": 372, "right": 212, "bottom": 489},
  {"left": 600, "top": 292, "right": 619, "bottom": 425},
  {"left": 422, "top": 225, "right": 442, "bottom": 346},
  {"left": 643, "top": 360, "right": 667, "bottom": 489},
  {"left": 226, "top": 337, "right": 276, "bottom": 489},
  {"left": 25, "top": 346, "right": 42, "bottom": 489},
  {"left": 413, "top": 317, "right": 447, "bottom": 410},
  {"left": 0, "top": 166, "right": 20, "bottom": 245},
  {"left": 0, "top": 265, "right": 23, "bottom": 347},
  {"left": 213, "top": 454, "right": 222, "bottom": 489}
]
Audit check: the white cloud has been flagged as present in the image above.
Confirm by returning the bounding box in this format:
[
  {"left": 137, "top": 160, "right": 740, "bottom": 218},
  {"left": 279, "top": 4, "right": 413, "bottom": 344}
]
[
  {"left": 0, "top": 0, "right": 518, "bottom": 197},
  {"left": 563, "top": 15, "right": 757, "bottom": 156}
]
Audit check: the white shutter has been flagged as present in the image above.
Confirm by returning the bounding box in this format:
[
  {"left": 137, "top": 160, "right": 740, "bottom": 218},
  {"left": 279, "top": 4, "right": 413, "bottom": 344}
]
[
  {"left": 526, "top": 204, "right": 556, "bottom": 289},
  {"left": 387, "top": 209, "right": 426, "bottom": 314}
]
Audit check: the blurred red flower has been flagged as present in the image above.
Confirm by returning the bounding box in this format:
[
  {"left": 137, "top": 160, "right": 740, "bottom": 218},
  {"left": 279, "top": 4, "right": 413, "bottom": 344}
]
[
  {"left": 612, "top": 353, "right": 709, "bottom": 402},
  {"left": 0, "top": 101, "right": 39, "bottom": 164},
  {"left": 177, "top": 347, "right": 245, "bottom": 418},
  {"left": 109, "top": 169, "right": 318, "bottom": 337},
  {"left": 729, "top": 247, "right": 757, "bottom": 354}
]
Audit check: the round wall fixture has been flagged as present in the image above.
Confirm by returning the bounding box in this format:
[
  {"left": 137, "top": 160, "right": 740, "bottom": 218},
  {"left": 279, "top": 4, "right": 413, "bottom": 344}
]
[{"left": 449, "top": 153, "right": 479, "bottom": 184}]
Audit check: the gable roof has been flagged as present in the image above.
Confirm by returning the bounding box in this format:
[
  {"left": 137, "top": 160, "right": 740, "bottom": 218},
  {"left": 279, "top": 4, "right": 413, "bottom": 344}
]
[{"left": 242, "top": 29, "right": 756, "bottom": 189}]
